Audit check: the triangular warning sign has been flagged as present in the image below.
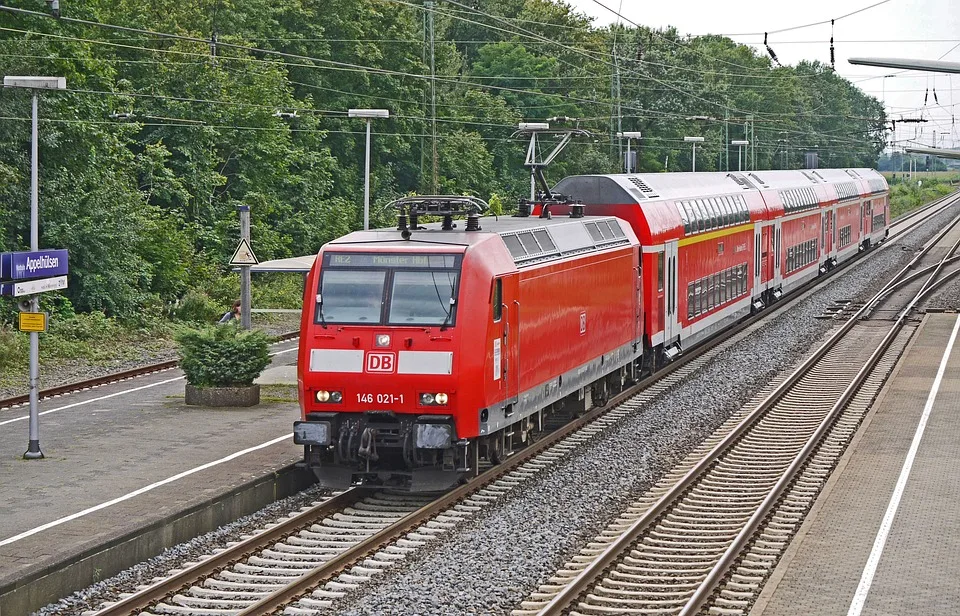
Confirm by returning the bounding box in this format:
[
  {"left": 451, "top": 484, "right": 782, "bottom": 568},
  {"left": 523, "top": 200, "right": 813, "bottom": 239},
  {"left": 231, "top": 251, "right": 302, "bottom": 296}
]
[{"left": 230, "top": 239, "right": 259, "bottom": 266}]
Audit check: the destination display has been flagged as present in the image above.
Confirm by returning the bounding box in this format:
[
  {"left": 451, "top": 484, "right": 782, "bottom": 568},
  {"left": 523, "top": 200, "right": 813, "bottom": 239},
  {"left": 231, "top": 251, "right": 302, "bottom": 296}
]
[
  {"left": 0, "top": 249, "right": 69, "bottom": 280},
  {"left": 325, "top": 253, "right": 459, "bottom": 269}
]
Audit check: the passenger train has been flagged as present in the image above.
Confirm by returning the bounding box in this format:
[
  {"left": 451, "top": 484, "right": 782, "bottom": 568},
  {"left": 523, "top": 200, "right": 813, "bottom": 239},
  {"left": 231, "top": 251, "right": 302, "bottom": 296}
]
[{"left": 294, "top": 168, "right": 889, "bottom": 490}]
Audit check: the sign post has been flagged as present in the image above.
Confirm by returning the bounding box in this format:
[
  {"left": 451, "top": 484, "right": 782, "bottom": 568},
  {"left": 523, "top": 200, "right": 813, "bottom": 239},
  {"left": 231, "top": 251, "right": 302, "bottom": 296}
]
[{"left": 230, "top": 206, "right": 259, "bottom": 330}]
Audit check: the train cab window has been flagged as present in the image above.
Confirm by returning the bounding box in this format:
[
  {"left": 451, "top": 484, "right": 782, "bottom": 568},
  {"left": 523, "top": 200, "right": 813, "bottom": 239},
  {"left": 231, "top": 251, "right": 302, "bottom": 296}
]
[
  {"left": 318, "top": 270, "right": 386, "bottom": 324},
  {"left": 319, "top": 252, "right": 462, "bottom": 327},
  {"left": 493, "top": 279, "right": 502, "bottom": 322},
  {"left": 388, "top": 270, "right": 459, "bottom": 325}
]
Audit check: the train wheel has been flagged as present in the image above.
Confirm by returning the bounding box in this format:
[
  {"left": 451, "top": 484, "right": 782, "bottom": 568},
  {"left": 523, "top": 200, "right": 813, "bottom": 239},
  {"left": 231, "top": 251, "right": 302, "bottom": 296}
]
[{"left": 488, "top": 432, "right": 505, "bottom": 465}]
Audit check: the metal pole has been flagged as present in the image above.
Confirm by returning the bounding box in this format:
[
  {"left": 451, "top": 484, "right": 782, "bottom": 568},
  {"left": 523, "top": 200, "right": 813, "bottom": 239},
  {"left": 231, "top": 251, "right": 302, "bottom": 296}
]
[
  {"left": 364, "top": 118, "right": 372, "bottom": 230},
  {"left": 691, "top": 144, "right": 697, "bottom": 172},
  {"left": 239, "top": 205, "right": 252, "bottom": 330},
  {"left": 25, "top": 91, "right": 42, "bottom": 460},
  {"left": 626, "top": 138, "right": 632, "bottom": 173},
  {"left": 738, "top": 146, "right": 743, "bottom": 172}
]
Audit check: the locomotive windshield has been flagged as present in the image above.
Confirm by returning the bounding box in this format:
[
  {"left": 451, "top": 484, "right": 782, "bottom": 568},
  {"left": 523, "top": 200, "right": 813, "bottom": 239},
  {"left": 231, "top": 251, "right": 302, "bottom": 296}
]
[{"left": 317, "top": 253, "right": 461, "bottom": 326}]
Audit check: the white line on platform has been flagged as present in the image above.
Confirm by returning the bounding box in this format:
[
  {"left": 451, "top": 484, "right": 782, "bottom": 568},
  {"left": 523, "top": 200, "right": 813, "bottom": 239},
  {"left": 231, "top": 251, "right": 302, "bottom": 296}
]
[
  {"left": 847, "top": 313, "right": 960, "bottom": 616},
  {"left": 0, "top": 346, "right": 298, "bottom": 427},
  {"left": 0, "top": 433, "right": 290, "bottom": 548}
]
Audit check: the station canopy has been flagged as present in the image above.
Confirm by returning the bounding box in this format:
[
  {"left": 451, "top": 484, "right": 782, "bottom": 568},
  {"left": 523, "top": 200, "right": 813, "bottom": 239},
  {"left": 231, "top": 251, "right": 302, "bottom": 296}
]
[{"left": 248, "top": 255, "right": 316, "bottom": 273}]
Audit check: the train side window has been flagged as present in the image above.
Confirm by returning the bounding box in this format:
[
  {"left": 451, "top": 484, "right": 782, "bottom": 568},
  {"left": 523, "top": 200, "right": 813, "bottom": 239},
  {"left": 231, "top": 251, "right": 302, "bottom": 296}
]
[
  {"left": 687, "top": 283, "right": 695, "bottom": 319},
  {"left": 657, "top": 253, "right": 664, "bottom": 292},
  {"left": 493, "top": 279, "right": 502, "bottom": 322}
]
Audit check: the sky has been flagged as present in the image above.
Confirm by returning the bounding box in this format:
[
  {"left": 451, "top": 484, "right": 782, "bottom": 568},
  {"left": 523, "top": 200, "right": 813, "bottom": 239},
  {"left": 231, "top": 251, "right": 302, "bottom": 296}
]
[{"left": 564, "top": 0, "right": 960, "bottom": 152}]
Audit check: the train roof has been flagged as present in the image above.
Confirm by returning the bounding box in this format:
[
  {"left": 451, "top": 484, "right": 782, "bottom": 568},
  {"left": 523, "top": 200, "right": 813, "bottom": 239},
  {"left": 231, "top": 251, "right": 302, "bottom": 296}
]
[
  {"left": 553, "top": 168, "right": 887, "bottom": 205},
  {"left": 327, "top": 214, "right": 637, "bottom": 268}
]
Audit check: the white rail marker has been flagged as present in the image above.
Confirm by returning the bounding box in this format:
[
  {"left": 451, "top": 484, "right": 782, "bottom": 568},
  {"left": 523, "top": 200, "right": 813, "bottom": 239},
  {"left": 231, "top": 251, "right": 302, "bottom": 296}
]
[{"left": 847, "top": 313, "right": 960, "bottom": 616}]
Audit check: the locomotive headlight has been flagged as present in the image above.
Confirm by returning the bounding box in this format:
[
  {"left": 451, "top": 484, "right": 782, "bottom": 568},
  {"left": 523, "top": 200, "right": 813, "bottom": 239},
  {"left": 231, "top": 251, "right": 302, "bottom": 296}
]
[
  {"left": 375, "top": 334, "right": 391, "bottom": 347},
  {"left": 316, "top": 390, "right": 330, "bottom": 403},
  {"left": 419, "top": 392, "right": 449, "bottom": 406},
  {"left": 330, "top": 391, "right": 343, "bottom": 403}
]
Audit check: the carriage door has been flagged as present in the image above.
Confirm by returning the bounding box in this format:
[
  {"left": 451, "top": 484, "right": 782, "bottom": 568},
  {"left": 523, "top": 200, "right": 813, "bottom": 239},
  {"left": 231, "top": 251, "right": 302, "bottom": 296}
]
[
  {"left": 822, "top": 211, "right": 832, "bottom": 258},
  {"left": 663, "top": 240, "right": 679, "bottom": 344},
  {"left": 761, "top": 225, "right": 773, "bottom": 285},
  {"left": 753, "top": 224, "right": 762, "bottom": 296},
  {"left": 494, "top": 274, "right": 520, "bottom": 410}
]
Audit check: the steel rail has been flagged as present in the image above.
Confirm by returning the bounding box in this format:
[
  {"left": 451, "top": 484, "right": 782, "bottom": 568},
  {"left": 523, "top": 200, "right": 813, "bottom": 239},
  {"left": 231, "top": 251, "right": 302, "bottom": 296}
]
[
  {"left": 535, "top": 206, "right": 960, "bottom": 616},
  {"left": 90, "top": 488, "right": 370, "bottom": 616}
]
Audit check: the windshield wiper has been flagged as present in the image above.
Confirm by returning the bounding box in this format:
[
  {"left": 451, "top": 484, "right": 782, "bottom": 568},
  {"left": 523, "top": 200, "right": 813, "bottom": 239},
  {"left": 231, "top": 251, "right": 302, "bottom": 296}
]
[
  {"left": 439, "top": 297, "right": 455, "bottom": 331},
  {"left": 316, "top": 293, "right": 328, "bottom": 329}
]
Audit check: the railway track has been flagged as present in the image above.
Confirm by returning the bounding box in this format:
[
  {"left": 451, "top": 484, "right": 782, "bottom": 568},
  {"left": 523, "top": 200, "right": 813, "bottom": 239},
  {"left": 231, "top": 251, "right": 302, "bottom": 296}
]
[
  {"left": 81, "top": 197, "right": 960, "bottom": 616},
  {"left": 512, "top": 202, "right": 960, "bottom": 615}
]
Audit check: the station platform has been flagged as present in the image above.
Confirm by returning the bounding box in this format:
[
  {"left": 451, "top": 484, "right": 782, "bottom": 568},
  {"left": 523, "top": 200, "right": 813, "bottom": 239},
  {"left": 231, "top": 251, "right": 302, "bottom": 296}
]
[
  {"left": 753, "top": 312, "right": 960, "bottom": 615},
  {"left": 0, "top": 340, "right": 312, "bottom": 616}
]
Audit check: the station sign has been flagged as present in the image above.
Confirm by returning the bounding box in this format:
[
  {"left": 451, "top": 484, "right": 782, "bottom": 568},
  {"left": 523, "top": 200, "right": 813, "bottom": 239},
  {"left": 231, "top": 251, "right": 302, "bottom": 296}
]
[
  {"left": 18, "top": 312, "right": 48, "bottom": 333},
  {"left": 0, "top": 249, "right": 69, "bottom": 280},
  {"left": 0, "top": 275, "right": 68, "bottom": 297}
]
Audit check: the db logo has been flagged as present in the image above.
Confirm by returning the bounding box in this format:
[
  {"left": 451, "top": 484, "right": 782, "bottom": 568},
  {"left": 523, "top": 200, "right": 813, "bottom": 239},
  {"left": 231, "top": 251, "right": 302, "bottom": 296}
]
[
  {"left": 366, "top": 352, "right": 396, "bottom": 373},
  {"left": 579, "top": 312, "right": 587, "bottom": 335}
]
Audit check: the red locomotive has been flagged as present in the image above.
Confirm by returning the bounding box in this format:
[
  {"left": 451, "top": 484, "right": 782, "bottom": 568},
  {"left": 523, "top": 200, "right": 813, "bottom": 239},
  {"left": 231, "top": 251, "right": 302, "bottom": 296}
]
[{"left": 295, "top": 169, "right": 888, "bottom": 489}]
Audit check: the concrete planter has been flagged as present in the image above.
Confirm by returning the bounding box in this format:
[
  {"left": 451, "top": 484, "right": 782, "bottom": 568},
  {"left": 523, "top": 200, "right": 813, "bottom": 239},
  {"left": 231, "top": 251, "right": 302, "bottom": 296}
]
[{"left": 185, "top": 383, "right": 260, "bottom": 407}]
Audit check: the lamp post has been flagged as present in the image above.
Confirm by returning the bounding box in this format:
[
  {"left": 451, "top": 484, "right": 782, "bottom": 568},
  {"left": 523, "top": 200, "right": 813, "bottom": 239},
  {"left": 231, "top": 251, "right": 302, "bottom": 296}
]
[
  {"left": 731, "top": 139, "right": 749, "bottom": 171},
  {"left": 348, "top": 109, "right": 389, "bottom": 230},
  {"left": 684, "top": 136, "right": 704, "bottom": 172},
  {"left": 617, "top": 131, "right": 642, "bottom": 173},
  {"left": 4, "top": 75, "right": 66, "bottom": 460}
]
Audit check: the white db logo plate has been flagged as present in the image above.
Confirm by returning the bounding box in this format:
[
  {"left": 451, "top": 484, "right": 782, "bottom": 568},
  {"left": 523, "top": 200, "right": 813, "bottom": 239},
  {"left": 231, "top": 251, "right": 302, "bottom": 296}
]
[{"left": 366, "top": 352, "right": 396, "bottom": 373}]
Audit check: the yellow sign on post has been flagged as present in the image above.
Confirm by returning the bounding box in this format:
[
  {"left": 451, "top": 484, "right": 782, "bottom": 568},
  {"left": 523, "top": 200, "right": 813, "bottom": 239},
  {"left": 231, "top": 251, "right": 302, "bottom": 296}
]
[{"left": 18, "top": 312, "right": 47, "bottom": 333}]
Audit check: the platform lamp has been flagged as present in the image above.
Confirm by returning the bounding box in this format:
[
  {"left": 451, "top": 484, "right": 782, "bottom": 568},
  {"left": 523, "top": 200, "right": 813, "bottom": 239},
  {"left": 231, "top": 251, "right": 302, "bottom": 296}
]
[
  {"left": 732, "top": 139, "right": 750, "bottom": 172},
  {"left": 348, "top": 108, "right": 389, "bottom": 230},
  {"left": 4, "top": 75, "right": 66, "bottom": 460},
  {"left": 684, "top": 136, "right": 704, "bottom": 172},
  {"left": 617, "top": 131, "right": 642, "bottom": 173}
]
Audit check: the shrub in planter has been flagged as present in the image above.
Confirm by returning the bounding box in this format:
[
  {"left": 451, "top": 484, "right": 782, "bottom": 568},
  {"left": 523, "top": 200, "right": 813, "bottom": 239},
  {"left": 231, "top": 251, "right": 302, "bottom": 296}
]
[{"left": 175, "top": 325, "right": 272, "bottom": 406}]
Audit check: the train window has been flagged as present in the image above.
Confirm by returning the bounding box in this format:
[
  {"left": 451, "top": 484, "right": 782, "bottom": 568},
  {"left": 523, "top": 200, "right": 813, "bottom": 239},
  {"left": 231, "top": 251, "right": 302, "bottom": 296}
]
[
  {"left": 677, "top": 202, "right": 691, "bottom": 234},
  {"left": 493, "top": 279, "right": 502, "bottom": 322},
  {"left": 692, "top": 200, "right": 707, "bottom": 233},
  {"left": 318, "top": 270, "right": 386, "bottom": 325},
  {"left": 533, "top": 229, "right": 556, "bottom": 252},
  {"left": 388, "top": 270, "right": 459, "bottom": 326},
  {"left": 518, "top": 232, "right": 541, "bottom": 254},
  {"left": 503, "top": 234, "right": 526, "bottom": 258},
  {"left": 787, "top": 247, "right": 794, "bottom": 272},
  {"left": 721, "top": 198, "right": 733, "bottom": 226},
  {"left": 658, "top": 253, "right": 664, "bottom": 292},
  {"left": 687, "top": 283, "right": 695, "bottom": 319}
]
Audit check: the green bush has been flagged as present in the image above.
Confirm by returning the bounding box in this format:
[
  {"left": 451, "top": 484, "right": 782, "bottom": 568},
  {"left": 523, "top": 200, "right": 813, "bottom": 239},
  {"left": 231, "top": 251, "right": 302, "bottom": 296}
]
[
  {"left": 175, "top": 325, "right": 271, "bottom": 387},
  {"left": 173, "top": 290, "right": 222, "bottom": 323},
  {"left": 0, "top": 326, "right": 25, "bottom": 371}
]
